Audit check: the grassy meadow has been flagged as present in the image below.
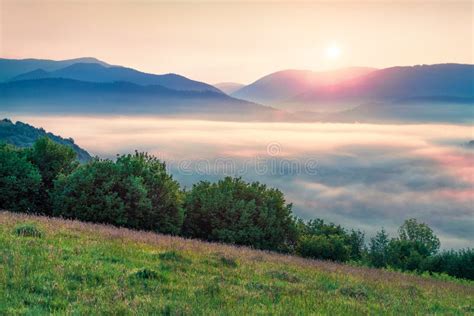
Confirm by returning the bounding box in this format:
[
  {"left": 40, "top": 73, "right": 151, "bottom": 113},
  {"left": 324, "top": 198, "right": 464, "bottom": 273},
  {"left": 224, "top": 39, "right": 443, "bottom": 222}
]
[{"left": 0, "top": 211, "right": 472, "bottom": 315}]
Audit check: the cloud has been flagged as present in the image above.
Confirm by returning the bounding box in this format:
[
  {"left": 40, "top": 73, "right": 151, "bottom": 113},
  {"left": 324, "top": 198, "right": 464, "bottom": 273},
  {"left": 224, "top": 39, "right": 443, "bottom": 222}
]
[{"left": 9, "top": 115, "right": 473, "bottom": 249}]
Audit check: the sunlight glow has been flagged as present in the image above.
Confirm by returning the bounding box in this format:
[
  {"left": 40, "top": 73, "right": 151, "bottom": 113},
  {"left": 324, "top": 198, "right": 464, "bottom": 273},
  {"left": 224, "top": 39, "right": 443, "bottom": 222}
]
[{"left": 325, "top": 44, "right": 342, "bottom": 60}]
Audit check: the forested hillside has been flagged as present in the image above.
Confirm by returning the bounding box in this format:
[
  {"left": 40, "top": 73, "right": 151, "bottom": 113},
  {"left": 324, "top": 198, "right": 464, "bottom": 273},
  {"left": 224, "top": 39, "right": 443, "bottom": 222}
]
[{"left": 0, "top": 119, "right": 91, "bottom": 161}]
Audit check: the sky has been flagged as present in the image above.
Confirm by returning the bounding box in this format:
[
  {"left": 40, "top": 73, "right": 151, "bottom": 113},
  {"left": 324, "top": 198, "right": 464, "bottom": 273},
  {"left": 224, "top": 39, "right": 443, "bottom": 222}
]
[{"left": 1, "top": 0, "right": 473, "bottom": 84}]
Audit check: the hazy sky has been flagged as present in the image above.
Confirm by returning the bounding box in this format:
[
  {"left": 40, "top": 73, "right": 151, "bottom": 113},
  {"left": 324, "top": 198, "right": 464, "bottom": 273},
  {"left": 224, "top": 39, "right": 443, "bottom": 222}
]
[{"left": 1, "top": 0, "right": 472, "bottom": 83}]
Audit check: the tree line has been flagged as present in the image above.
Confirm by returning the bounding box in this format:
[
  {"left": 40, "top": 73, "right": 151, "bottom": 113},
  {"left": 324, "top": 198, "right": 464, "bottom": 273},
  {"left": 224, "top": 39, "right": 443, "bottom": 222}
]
[{"left": 0, "top": 137, "right": 472, "bottom": 280}]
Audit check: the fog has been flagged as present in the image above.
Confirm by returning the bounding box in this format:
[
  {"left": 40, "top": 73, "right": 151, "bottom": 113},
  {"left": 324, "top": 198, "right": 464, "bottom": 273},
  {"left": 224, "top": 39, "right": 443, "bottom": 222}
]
[{"left": 8, "top": 115, "right": 473, "bottom": 249}]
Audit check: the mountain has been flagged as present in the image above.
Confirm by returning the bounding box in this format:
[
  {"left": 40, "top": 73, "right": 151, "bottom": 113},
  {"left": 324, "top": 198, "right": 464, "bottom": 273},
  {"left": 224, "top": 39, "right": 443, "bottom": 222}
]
[
  {"left": 231, "top": 67, "right": 375, "bottom": 107},
  {"left": 214, "top": 82, "right": 245, "bottom": 95},
  {"left": 0, "top": 57, "right": 109, "bottom": 82},
  {"left": 0, "top": 118, "right": 91, "bottom": 161},
  {"left": 0, "top": 78, "right": 282, "bottom": 120},
  {"left": 12, "top": 62, "right": 222, "bottom": 93},
  {"left": 287, "top": 64, "right": 474, "bottom": 112}
]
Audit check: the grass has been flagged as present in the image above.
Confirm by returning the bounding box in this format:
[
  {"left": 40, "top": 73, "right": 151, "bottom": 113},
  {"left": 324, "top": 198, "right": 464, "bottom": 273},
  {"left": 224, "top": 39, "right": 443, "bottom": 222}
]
[{"left": 0, "top": 211, "right": 472, "bottom": 315}]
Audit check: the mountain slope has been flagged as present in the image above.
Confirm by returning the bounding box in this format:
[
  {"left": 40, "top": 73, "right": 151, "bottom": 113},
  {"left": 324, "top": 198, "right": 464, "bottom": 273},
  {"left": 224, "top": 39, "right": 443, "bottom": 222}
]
[
  {"left": 12, "top": 63, "right": 222, "bottom": 93},
  {"left": 214, "top": 82, "right": 245, "bottom": 95},
  {"left": 0, "top": 57, "right": 109, "bottom": 82},
  {"left": 288, "top": 64, "right": 474, "bottom": 112},
  {"left": 1, "top": 211, "right": 472, "bottom": 314},
  {"left": 232, "top": 67, "right": 375, "bottom": 106},
  {"left": 0, "top": 118, "right": 91, "bottom": 161},
  {"left": 0, "top": 78, "right": 281, "bottom": 120}
]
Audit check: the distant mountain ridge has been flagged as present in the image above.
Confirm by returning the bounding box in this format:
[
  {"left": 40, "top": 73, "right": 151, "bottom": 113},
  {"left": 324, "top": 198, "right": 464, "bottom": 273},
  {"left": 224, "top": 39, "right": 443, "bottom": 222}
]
[
  {"left": 0, "top": 118, "right": 91, "bottom": 162},
  {"left": 232, "top": 64, "right": 474, "bottom": 113},
  {"left": 11, "top": 62, "right": 222, "bottom": 93},
  {"left": 1, "top": 58, "right": 472, "bottom": 123},
  {"left": 0, "top": 57, "right": 283, "bottom": 120},
  {"left": 0, "top": 57, "right": 109, "bottom": 82},
  {"left": 232, "top": 67, "right": 376, "bottom": 106},
  {"left": 0, "top": 78, "right": 282, "bottom": 120},
  {"left": 291, "top": 64, "right": 473, "bottom": 104}
]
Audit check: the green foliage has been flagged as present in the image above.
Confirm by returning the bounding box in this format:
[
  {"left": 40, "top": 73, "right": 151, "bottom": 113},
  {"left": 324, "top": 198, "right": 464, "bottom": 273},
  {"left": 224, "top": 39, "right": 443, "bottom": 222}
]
[
  {"left": 0, "top": 143, "right": 41, "bottom": 213},
  {"left": 368, "top": 228, "right": 390, "bottom": 267},
  {"left": 398, "top": 218, "right": 440, "bottom": 255},
  {"left": 365, "top": 220, "right": 474, "bottom": 280},
  {"left": 27, "top": 137, "right": 78, "bottom": 189},
  {"left": 295, "top": 219, "right": 365, "bottom": 262},
  {"left": 14, "top": 223, "right": 43, "bottom": 238},
  {"left": 182, "top": 177, "right": 298, "bottom": 251},
  {"left": 27, "top": 137, "right": 78, "bottom": 214},
  {"left": 0, "top": 118, "right": 91, "bottom": 162},
  {"left": 52, "top": 152, "right": 183, "bottom": 234},
  {"left": 423, "top": 249, "right": 474, "bottom": 280},
  {"left": 386, "top": 239, "right": 430, "bottom": 271},
  {"left": 296, "top": 234, "right": 350, "bottom": 262}
]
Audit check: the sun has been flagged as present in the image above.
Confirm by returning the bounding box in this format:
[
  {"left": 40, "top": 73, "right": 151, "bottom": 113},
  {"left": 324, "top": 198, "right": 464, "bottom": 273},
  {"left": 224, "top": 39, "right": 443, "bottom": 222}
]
[{"left": 325, "top": 44, "right": 342, "bottom": 60}]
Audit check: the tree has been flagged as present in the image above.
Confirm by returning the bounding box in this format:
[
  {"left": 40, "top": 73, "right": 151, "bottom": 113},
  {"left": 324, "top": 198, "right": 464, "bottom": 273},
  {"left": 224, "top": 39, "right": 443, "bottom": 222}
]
[
  {"left": 115, "top": 152, "right": 183, "bottom": 234},
  {"left": 368, "top": 228, "right": 390, "bottom": 267},
  {"left": 52, "top": 152, "right": 183, "bottom": 234},
  {"left": 28, "top": 137, "right": 78, "bottom": 189},
  {"left": 387, "top": 239, "right": 429, "bottom": 271},
  {"left": 27, "top": 137, "right": 78, "bottom": 214},
  {"left": 182, "top": 177, "right": 298, "bottom": 252},
  {"left": 398, "top": 218, "right": 440, "bottom": 255},
  {"left": 424, "top": 249, "right": 474, "bottom": 280},
  {"left": 347, "top": 229, "right": 366, "bottom": 261},
  {"left": 0, "top": 143, "right": 41, "bottom": 213}
]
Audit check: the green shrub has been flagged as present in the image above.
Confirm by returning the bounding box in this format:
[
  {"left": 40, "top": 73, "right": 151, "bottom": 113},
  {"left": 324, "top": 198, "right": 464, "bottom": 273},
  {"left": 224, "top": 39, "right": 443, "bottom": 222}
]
[
  {"left": 52, "top": 152, "right": 183, "bottom": 234},
  {"left": 182, "top": 177, "right": 298, "bottom": 251},
  {"left": 0, "top": 143, "right": 41, "bottom": 213},
  {"left": 296, "top": 234, "right": 350, "bottom": 262},
  {"left": 14, "top": 223, "right": 43, "bottom": 238},
  {"left": 295, "top": 219, "right": 364, "bottom": 262}
]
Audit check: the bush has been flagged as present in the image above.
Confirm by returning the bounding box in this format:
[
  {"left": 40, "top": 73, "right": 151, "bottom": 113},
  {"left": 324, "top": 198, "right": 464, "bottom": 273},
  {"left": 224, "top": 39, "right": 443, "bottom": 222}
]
[
  {"left": 0, "top": 143, "right": 41, "bottom": 213},
  {"left": 182, "top": 177, "right": 298, "bottom": 252},
  {"left": 296, "top": 234, "right": 350, "bottom": 262},
  {"left": 52, "top": 152, "right": 183, "bottom": 234},
  {"left": 296, "top": 219, "right": 364, "bottom": 262}
]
